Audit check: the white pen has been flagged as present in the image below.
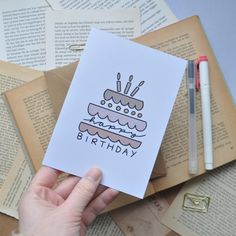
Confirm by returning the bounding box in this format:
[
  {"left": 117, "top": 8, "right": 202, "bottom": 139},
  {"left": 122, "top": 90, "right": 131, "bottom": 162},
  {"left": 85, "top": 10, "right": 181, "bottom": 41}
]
[
  {"left": 198, "top": 56, "right": 214, "bottom": 170},
  {"left": 187, "top": 60, "right": 198, "bottom": 174}
]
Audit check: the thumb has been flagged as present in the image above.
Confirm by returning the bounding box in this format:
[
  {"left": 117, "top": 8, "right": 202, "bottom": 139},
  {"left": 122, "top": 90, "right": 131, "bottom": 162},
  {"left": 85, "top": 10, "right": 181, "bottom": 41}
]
[{"left": 64, "top": 167, "right": 102, "bottom": 214}]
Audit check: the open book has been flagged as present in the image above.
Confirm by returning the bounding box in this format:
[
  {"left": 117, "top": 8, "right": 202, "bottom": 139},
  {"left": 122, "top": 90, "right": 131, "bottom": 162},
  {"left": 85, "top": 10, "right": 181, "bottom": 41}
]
[{"left": 4, "top": 16, "right": 236, "bottom": 205}]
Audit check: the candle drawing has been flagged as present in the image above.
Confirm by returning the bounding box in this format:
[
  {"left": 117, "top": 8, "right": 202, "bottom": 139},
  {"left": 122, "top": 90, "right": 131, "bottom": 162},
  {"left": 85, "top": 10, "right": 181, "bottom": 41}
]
[
  {"left": 116, "top": 72, "right": 121, "bottom": 92},
  {"left": 124, "top": 75, "right": 133, "bottom": 94},
  {"left": 130, "top": 81, "right": 144, "bottom": 96}
]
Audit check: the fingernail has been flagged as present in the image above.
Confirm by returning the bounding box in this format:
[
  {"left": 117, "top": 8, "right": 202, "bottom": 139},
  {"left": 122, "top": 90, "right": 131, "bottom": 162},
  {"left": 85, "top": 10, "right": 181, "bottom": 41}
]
[{"left": 84, "top": 167, "right": 102, "bottom": 182}]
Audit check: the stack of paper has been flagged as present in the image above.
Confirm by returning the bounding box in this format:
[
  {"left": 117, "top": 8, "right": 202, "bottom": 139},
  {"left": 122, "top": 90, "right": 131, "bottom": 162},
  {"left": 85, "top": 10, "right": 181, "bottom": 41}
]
[{"left": 0, "top": 0, "right": 177, "bottom": 70}]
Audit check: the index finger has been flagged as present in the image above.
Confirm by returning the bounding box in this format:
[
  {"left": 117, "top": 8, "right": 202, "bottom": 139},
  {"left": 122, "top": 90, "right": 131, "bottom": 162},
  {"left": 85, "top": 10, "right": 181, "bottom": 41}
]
[{"left": 31, "top": 165, "right": 62, "bottom": 188}]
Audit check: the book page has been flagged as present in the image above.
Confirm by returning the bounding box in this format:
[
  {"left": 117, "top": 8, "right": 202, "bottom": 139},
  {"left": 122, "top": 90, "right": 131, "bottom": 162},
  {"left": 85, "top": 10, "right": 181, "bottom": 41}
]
[
  {"left": 0, "top": 61, "right": 43, "bottom": 218},
  {"left": 134, "top": 16, "right": 236, "bottom": 191},
  {"left": 5, "top": 76, "right": 56, "bottom": 170},
  {"left": 111, "top": 193, "right": 174, "bottom": 236},
  {"left": 45, "top": 0, "right": 177, "bottom": 34},
  {"left": 0, "top": 61, "right": 43, "bottom": 188},
  {"left": 45, "top": 9, "right": 141, "bottom": 68},
  {"left": 162, "top": 161, "right": 236, "bottom": 236},
  {"left": 0, "top": 149, "right": 32, "bottom": 219},
  {"left": 0, "top": 0, "right": 50, "bottom": 70},
  {"left": 87, "top": 214, "right": 123, "bottom": 236}
]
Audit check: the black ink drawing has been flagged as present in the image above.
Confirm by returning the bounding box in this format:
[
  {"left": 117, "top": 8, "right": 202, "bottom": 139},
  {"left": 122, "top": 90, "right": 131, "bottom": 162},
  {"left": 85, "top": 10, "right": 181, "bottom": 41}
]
[{"left": 78, "top": 73, "right": 147, "bottom": 149}]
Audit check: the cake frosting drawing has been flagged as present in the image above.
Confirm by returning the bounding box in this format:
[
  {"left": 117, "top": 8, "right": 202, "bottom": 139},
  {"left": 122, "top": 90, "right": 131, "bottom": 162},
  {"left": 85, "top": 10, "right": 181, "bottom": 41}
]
[{"left": 79, "top": 72, "right": 147, "bottom": 149}]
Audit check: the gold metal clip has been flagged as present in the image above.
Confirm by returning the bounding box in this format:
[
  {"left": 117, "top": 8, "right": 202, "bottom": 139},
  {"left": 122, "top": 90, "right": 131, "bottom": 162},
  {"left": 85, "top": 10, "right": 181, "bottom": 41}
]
[
  {"left": 69, "top": 43, "right": 85, "bottom": 52},
  {"left": 183, "top": 193, "right": 210, "bottom": 213}
]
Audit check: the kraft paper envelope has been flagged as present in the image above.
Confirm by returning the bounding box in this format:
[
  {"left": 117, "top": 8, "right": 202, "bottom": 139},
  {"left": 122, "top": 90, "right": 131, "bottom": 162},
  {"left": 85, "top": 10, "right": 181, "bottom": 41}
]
[
  {"left": 45, "top": 61, "right": 78, "bottom": 118},
  {"left": 44, "top": 62, "right": 166, "bottom": 210}
]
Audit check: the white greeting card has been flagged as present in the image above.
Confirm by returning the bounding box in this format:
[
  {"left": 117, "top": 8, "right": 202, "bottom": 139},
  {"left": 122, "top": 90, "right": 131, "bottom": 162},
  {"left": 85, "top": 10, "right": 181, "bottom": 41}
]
[{"left": 43, "top": 29, "right": 186, "bottom": 198}]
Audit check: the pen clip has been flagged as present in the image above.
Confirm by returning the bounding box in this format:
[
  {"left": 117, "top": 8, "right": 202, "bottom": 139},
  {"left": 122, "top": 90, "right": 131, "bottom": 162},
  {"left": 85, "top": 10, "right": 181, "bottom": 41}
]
[
  {"left": 195, "top": 60, "right": 201, "bottom": 92},
  {"left": 195, "top": 55, "right": 208, "bottom": 92}
]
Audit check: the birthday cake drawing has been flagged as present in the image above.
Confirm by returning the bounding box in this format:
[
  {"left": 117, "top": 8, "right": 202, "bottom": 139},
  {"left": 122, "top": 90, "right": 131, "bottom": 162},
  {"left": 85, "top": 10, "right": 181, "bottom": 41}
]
[{"left": 79, "top": 72, "right": 147, "bottom": 149}]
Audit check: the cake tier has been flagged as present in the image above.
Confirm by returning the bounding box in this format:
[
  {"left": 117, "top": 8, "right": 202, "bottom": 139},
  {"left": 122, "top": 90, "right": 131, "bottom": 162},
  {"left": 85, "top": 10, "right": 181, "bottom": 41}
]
[
  {"left": 79, "top": 122, "right": 142, "bottom": 149},
  {"left": 88, "top": 103, "right": 147, "bottom": 132},
  {"left": 103, "top": 89, "right": 144, "bottom": 111}
]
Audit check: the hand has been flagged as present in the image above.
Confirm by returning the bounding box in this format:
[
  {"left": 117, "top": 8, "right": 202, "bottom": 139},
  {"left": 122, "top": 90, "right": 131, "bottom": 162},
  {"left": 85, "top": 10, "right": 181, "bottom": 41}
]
[{"left": 18, "top": 166, "right": 119, "bottom": 236}]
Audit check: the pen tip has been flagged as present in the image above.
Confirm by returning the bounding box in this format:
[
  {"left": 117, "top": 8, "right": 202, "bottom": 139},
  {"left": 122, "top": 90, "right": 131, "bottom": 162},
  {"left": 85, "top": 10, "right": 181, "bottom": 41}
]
[{"left": 205, "top": 163, "right": 213, "bottom": 170}]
